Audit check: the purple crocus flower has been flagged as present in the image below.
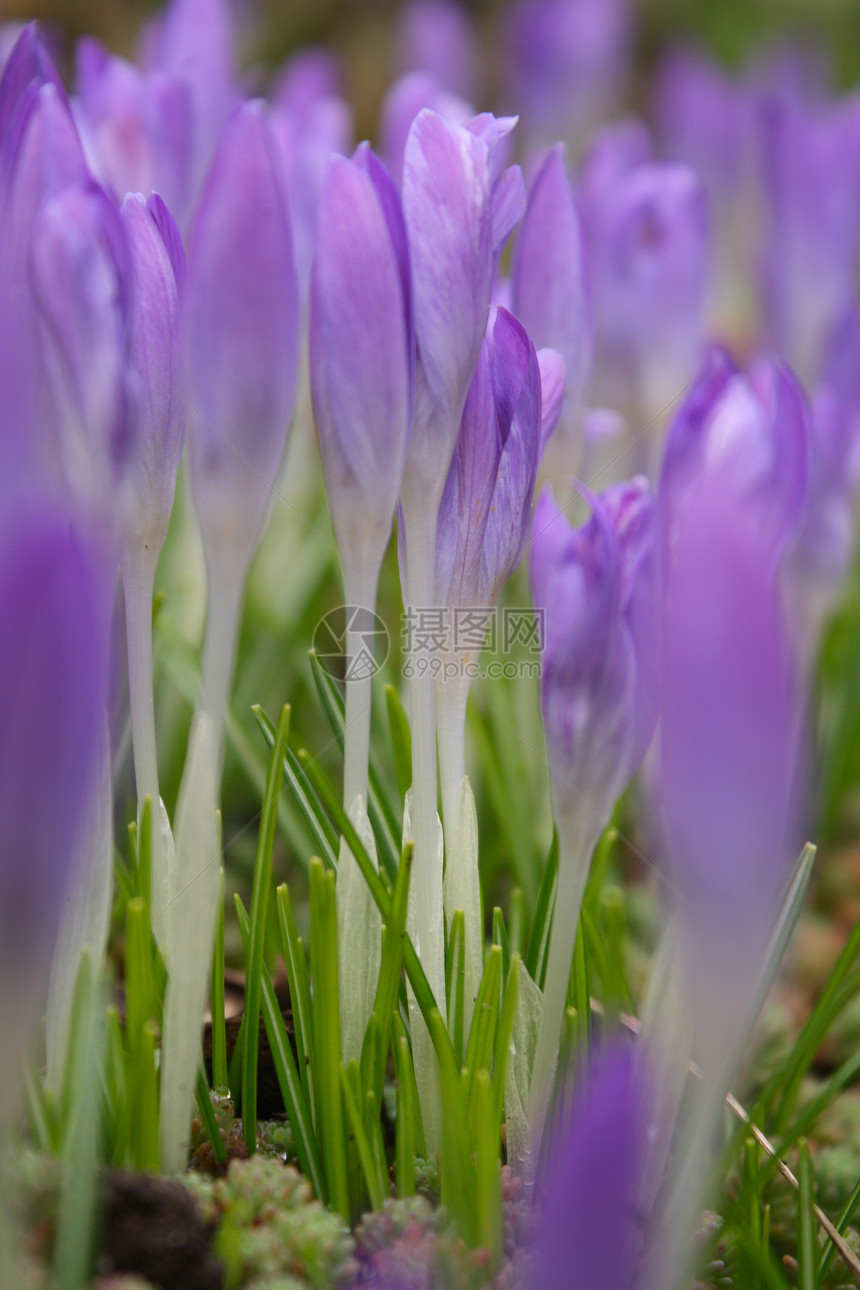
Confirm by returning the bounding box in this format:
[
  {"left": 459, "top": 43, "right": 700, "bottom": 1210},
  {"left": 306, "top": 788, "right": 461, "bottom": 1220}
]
[
  {"left": 0, "top": 21, "right": 65, "bottom": 149},
  {"left": 395, "top": 0, "right": 477, "bottom": 101},
  {"left": 0, "top": 501, "right": 109, "bottom": 1119},
  {"left": 585, "top": 158, "right": 709, "bottom": 452},
  {"left": 512, "top": 144, "right": 591, "bottom": 460},
  {"left": 30, "top": 178, "right": 133, "bottom": 516},
  {"left": 530, "top": 1045, "right": 646, "bottom": 1290},
  {"left": 183, "top": 99, "right": 299, "bottom": 613},
  {"left": 758, "top": 87, "right": 860, "bottom": 384},
  {"left": 73, "top": 38, "right": 193, "bottom": 222},
  {"left": 527, "top": 478, "right": 658, "bottom": 1157},
  {"left": 380, "top": 72, "right": 472, "bottom": 190},
  {"left": 659, "top": 347, "right": 811, "bottom": 567},
  {"left": 503, "top": 0, "right": 632, "bottom": 144}
]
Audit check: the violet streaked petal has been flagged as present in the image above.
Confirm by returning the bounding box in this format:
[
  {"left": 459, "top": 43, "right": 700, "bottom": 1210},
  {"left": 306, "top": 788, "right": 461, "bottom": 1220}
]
[
  {"left": 0, "top": 22, "right": 64, "bottom": 149},
  {"left": 537, "top": 347, "right": 566, "bottom": 449},
  {"left": 184, "top": 100, "right": 299, "bottom": 558},
  {"left": 530, "top": 1045, "right": 646, "bottom": 1290}
]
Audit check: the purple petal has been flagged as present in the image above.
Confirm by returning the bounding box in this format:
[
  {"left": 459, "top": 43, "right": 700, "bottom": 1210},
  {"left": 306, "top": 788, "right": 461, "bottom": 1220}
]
[
  {"left": 380, "top": 70, "right": 472, "bottom": 187},
  {"left": 0, "top": 22, "right": 65, "bottom": 149},
  {"left": 395, "top": 0, "right": 477, "bottom": 101}
]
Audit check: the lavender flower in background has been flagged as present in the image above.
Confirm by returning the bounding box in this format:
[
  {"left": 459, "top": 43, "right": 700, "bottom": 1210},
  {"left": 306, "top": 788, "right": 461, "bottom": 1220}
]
[
  {"left": 0, "top": 19, "right": 64, "bottom": 146},
  {"left": 512, "top": 143, "right": 591, "bottom": 469},
  {"left": 395, "top": 0, "right": 477, "bottom": 102},
  {"left": 583, "top": 156, "right": 709, "bottom": 473},
  {"left": 310, "top": 143, "right": 412, "bottom": 1060},
  {"left": 529, "top": 1045, "right": 647, "bottom": 1290},
  {"left": 434, "top": 307, "right": 562, "bottom": 1025},
  {"left": 379, "top": 71, "right": 472, "bottom": 189},
  {"left": 758, "top": 85, "right": 860, "bottom": 385},
  {"left": 649, "top": 458, "right": 802, "bottom": 1290},
  {"left": 527, "top": 478, "right": 658, "bottom": 1171},
  {"left": 0, "top": 501, "right": 109, "bottom": 1128},
  {"left": 503, "top": 0, "right": 632, "bottom": 147},
  {"left": 73, "top": 39, "right": 193, "bottom": 224}
]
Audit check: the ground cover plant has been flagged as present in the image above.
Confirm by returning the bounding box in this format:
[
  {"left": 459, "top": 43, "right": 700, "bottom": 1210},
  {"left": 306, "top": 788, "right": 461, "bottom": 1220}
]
[{"left": 3, "top": 0, "right": 860, "bottom": 1286}]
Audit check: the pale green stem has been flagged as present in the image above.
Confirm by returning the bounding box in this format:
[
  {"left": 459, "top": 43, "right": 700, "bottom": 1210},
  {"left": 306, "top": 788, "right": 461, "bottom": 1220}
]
[
  {"left": 526, "top": 811, "right": 602, "bottom": 1178},
  {"left": 400, "top": 491, "right": 446, "bottom": 1153},
  {"left": 200, "top": 557, "right": 246, "bottom": 751},
  {"left": 337, "top": 566, "right": 382, "bottom": 1063},
  {"left": 437, "top": 674, "right": 482, "bottom": 1028}
]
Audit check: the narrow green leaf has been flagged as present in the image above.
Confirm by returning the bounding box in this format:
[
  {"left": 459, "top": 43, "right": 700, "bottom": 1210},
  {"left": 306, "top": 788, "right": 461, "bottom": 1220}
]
[
  {"left": 103, "top": 1006, "right": 128, "bottom": 1167},
  {"left": 210, "top": 869, "right": 229, "bottom": 1091},
  {"left": 797, "top": 1140, "right": 818, "bottom": 1290},
  {"left": 429, "top": 1008, "right": 474, "bottom": 1244},
  {"left": 492, "top": 907, "right": 510, "bottom": 982},
  {"left": 525, "top": 832, "right": 558, "bottom": 986},
  {"left": 819, "top": 1171, "right": 860, "bottom": 1279},
  {"left": 235, "top": 895, "right": 325, "bottom": 1199},
  {"left": 341, "top": 1062, "right": 384, "bottom": 1213},
  {"left": 492, "top": 955, "right": 520, "bottom": 1122},
  {"left": 385, "top": 683, "right": 412, "bottom": 803},
  {"left": 253, "top": 705, "right": 338, "bottom": 870},
  {"left": 361, "top": 843, "right": 413, "bottom": 1108},
  {"left": 242, "top": 704, "right": 290, "bottom": 1152},
  {"left": 393, "top": 1026, "right": 416, "bottom": 1197},
  {"left": 310, "top": 858, "right": 349, "bottom": 1217},
  {"left": 473, "top": 1069, "right": 502, "bottom": 1262},
  {"left": 132, "top": 1022, "right": 160, "bottom": 1173},
  {"left": 277, "top": 883, "right": 314, "bottom": 1115},
  {"left": 195, "top": 1068, "right": 227, "bottom": 1167},
  {"left": 447, "top": 911, "right": 467, "bottom": 1070},
  {"left": 464, "top": 945, "right": 503, "bottom": 1113}
]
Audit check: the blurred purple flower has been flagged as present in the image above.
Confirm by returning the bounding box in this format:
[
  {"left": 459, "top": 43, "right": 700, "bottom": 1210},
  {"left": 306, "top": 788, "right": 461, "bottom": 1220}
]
[
  {"left": 504, "top": 0, "right": 632, "bottom": 143},
  {"left": 585, "top": 158, "right": 709, "bottom": 434},
  {"left": 531, "top": 478, "right": 658, "bottom": 831},
  {"left": 395, "top": 0, "right": 477, "bottom": 102},
  {"left": 74, "top": 38, "right": 193, "bottom": 221},
  {"left": 0, "top": 20, "right": 65, "bottom": 149},
  {"left": 0, "top": 501, "right": 109, "bottom": 1001},
  {"left": 435, "top": 307, "right": 561, "bottom": 614},
  {"left": 512, "top": 144, "right": 591, "bottom": 446},
  {"left": 758, "top": 87, "right": 860, "bottom": 383},
  {"left": 659, "top": 347, "right": 811, "bottom": 565},
  {"left": 183, "top": 99, "right": 299, "bottom": 567},
  {"left": 30, "top": 179, "right": 134, "bottom": 513},
  {"left": 310, "top": 144, "right": 412, "bottom": 584},
  {"left": 380, "top": 72, "right": 472, "bottom": 188},
  {"left": 530, "top": 1045, "right": 646, "bottom": 1290}
]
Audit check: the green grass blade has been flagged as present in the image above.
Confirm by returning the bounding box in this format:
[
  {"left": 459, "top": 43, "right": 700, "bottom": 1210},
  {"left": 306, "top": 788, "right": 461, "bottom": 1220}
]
[
  {"left": 235, "top": 895, "right": 325, "bottom": 1198},
  {"left": 819, "top": 1171, "right": 860, "bottom": 1279},
  {"left": 385, "top": 684, "right": 412, "bottom": 803},
  {"left": 797, "top": 1140, "right": 819, "bottom": 1290},
  {"left": 429, "top": 1008, "right": 474, "bottom": 1244},
  {"left": 447, "top": 910, "right": 466, "bottom": 1069},
  {"left": 473, "top": 1069, "right": 502, "bottom": 1262},
  {"left": 195, "top": 1067, "right": 227, "bottom": 1167},
  {"left": 492, "top": 907, "right": 510, "bottom": 982},
  {"left": 309, "top": 858, "right": 349, "bottom": 1217},
  {"left": 242, "top": 704, "right": 290, "bottom": 1152},
  {"left": 340, "top": 1061, "right": 385, "bottom": 1213},
  {"left": 277, "top": 883, "right": 314, "bottom": 1115},
  {"left": 361, "top": 843, "right": 413, "bottom": 1107},
  {"left": 464, "top": 946, "right": 503, "bottom": 1104},
  {"left": 210, "top": 869, "right": 229, "bottom": 1090},
  {"left": 525, "top": 832, "right": 558, "bottom": 986},
  {"left": 253, "top": 705, "right": 338, "bottom": 870},
  {"left": 393, "top": 1024, "right": 417, "bottom": 1197},
  {"left": 492, "top": 955, "right": 520, "bottom": 1121}
]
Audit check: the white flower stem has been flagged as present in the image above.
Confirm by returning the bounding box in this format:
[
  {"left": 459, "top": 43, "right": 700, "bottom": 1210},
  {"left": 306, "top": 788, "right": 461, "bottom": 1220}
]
[
  {"left": 200, "top": 556, "right": 246, "bottom": 745},
  {"left": 526, "top": 811, "right": 601, "bottom": 1176},
  {"left": 337, "top": 566, "right": 382, "bottom": 1063},
  {"left": 400, "top": 492, "right": 446, "bottom": 1153},
  {"left": 436, "top": 675, "right": 483, "bottom": 1024}
]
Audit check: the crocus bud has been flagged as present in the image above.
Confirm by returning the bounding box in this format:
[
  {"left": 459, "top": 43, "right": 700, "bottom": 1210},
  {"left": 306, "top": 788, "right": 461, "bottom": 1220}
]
[
  {"left": 380, "top": 72, "right": 472, "bottom": 188},
  {"left": 587, "top": 160, "right": 709, "bottom": 440},
  {"left": 659, "top": 347, "right": 811, "bottom": 567},
  {"left": 529, "top": 1046, "right": 647, "bottom": 1290},
  {"left": 759, "top": 89, "right": 860, "bottom": 383},
  {"left": 310, "top": 145, "right": 412, "bottom": 588},
  {"left": 396, "top": 0, "right": 476, "bottom": 101},
  {"left": 30, "top": 179, "right": 133, "bottom": 518},
  {"left": 512, "top": 144, "right": 591, "bottom": 455},
  {"left": 184, "top": 100, "right": 299, "bottom": 574},
  {"left": 503, "top": 0, "right": 632, "bottom": 143},
  {"left": 0, "top": 501, "right": 109, "bottom": 1122},
  {"left": 0, "top": 21, "right": 64, "bottom": 149},
  {"left": 119, "top": 191, "right": 185, "bottom": 553},
  {"left": 531, "top": 479, "right": 658, "bottom": 837}
]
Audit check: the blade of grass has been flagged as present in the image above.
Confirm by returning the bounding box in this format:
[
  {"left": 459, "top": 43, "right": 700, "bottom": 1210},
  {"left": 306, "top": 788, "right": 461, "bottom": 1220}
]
[
  {"left": 210, "top": 869, "right": 229, "bottom": 1090},
  {"left": 341, "top": 1061, "right": 385, "bottom": 1213},
  {"left": 464, "top": 945, "right": 503, "bottom": 1114},
  {"left": 309, "top": 858, "right": 349, "bottom": 1217},
  {"left": 242, "top": 704, "right": 290, "bottom": 1152},
  {"left": 195, "top": 1067, "right": 227, "bottom": 1167},
  {"left": 797, "top": 1140, "right": 818, "bottom": 1290},
  {"left": 393, "top": 1023, "right": 417, "bottom": 1196},
  {"left": 361, "top": 843, "right": 413, "bottom": 1108},
  {"left": 235, "top": 895, "right": 325, "bottom": 1198},
  {"left": 385, "top": 684, "right": 412, "bottom": 804},
  {"left": 447, "top": 910, "right": 466, "bottom": 1070},
  {"left": 492, "top": 955, "right": 520, "bottom": 1121},
  {"left": 492, "top": 908, "right": 510, "bottom": 982},
  {"left": 525, "top": 832, "right": 558, "bottom": 985},
  {"left": 277, "top": 883, "right": 314, "bottom": 1115},
  {"left": 473, "top": 1069, "right": 502, "bottom": 1262},
  {"left": 253, "top": 706, "right": 338, "bottom": 870},
  {"left": 429, "top": 1008, "right": 474, "bottom": 1244}
]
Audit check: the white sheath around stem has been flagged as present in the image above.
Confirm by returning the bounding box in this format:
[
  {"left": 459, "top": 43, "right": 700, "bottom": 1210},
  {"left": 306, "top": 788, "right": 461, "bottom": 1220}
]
[
  {"left": 526, "top": 812, "right": 602, "bottom": 1177},
  {"left": 159, "top": 711, "right": 220, "bottom": 1174},
  {"left": 200, "top": 557, "right": 246, "bottom": 739},
  {"left": 337, "top": 571, "right": 382, "bottom": 1064},
  {"left": 45, "top": 718, "right": 113, "bottom": 1093},
  {"left": 122, "top": 542, "right": 171, "bottom": 947},
  {"left": 399, "top": 493, "right": 447, "bottom": 1153}
]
